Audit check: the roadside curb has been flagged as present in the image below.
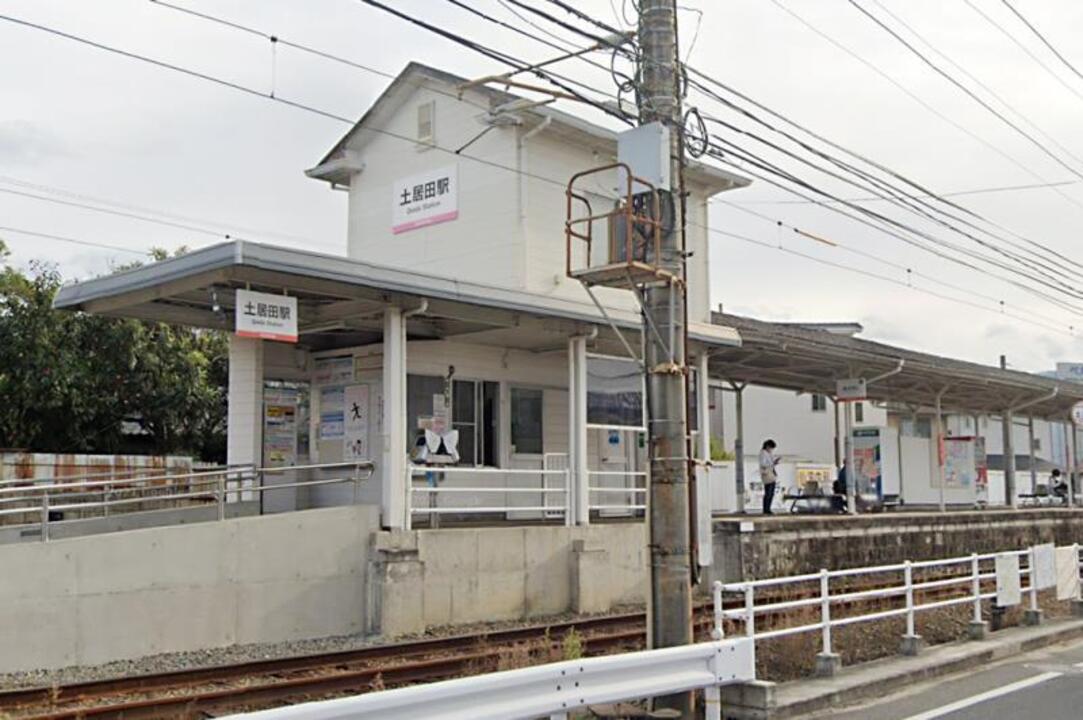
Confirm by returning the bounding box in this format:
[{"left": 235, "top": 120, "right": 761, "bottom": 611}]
[{"left": 721, "top": 618, "right": 1083, "bottom": 719}]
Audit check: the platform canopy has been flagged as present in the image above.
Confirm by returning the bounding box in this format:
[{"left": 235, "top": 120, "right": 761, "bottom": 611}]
[
  {"left": 708, "top": 312, "right": 1083, "bottom": 421},
  {"left": 52, "top": 240, "right": 740, "bottom": 355}
]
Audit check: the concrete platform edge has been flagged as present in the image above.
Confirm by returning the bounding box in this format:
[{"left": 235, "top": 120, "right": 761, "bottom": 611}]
[{"left": 721, "top": 618, "right": 1083, "bottom": 719}]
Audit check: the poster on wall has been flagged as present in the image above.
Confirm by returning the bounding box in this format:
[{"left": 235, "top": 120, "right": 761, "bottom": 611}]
[
  {"left": 943, "top": 438, "right": 976, "bottom": 489},
  {"left": 852, "top": 428, "right": 883, "bottom": 499},
  {"left": 344, "top": 384, "right": 370, "bottom": 460},
  {"left": 391, "top": 165, "right": 458, "bottom": 234},
  {"left": 319, "top": 386, "right": 345, "bottom": 440},
  {"left": 263, "top": 402, "right": 297, "bottom": 467},
  {"left": 314, "top": 357, "right": 354, "bottom": 386}
]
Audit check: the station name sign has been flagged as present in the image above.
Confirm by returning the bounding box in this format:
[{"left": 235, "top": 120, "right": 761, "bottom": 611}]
[
  {"left": 391, "top": 165, "right": 458, "bottom": 234},
  {"left": 836, "top": 377, "right": 867, "bottom": 402},
  {"left": 235, "top": 289, "right": 298, "bottom": 343}
]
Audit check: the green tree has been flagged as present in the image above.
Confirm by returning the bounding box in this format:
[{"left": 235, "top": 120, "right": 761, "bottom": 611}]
[{"left": 0, "top": 242, "right": 228, "bottom": 461}]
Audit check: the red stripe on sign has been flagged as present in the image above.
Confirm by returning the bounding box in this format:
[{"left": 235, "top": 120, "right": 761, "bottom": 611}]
[
  {"left": 392, "top": 210, "right": 458, "bottom": 234},
  {"left": 236, "top": 330, "right": 298, "bottom": 343}
]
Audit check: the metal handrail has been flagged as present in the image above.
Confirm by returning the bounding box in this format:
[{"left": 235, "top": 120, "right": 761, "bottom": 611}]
[
  {"left": 405, "top": 464, "right": 573, "bottom": 529},
  {"left": 713, "top": 545, "right": 1080, "bottom": 669},
  {"left": 0, "top": 467, "right": 252, "bottom": 496},
  {"left": 0, "top": 464, "right": 228, "bottom": 488},
  {"left": 1, "top": 461, "right": 375, "bottom": 542}
]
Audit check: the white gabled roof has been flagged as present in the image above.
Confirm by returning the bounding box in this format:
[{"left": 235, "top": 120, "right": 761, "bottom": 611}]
[{"left": 305, "top": 61, "right": 750, "bottom": 193}]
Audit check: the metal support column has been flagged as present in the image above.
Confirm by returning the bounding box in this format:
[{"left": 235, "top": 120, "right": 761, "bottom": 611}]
[
  {"left": 1028, "top": 416, "right": 1037, "bottom": 497},
  {"left": 845, "top": 401, "right": 856, "bottom": 515},
  {"left": 731, "top": 382, "right": 746, "bottom": 514},
  {"left": 1072, "top": 424, "right": 1080, "bottom": 507},
  {"left": 1002, "top": 409, "right": 1016, "bottom": 508},
  {"left": 637, "top": 1, "right": 692, "bottom": 714},
  {"left": 936, "top": 389, "right": 947, "bottom": 513}
]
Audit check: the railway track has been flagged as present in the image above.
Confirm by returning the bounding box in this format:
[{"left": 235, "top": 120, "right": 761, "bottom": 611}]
[{"left": 0, "top": 573, "right": 986, "bottom": 719}]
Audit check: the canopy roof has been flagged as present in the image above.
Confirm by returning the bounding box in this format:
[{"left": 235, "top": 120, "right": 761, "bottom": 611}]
[{"left": 709, "top": 312, "right": 1082, "bottom": 421}]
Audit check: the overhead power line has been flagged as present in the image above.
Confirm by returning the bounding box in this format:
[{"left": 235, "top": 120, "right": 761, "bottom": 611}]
[
  {"left": 0, "top": 225, "right": 150, "bottom": 256},
  {"left": 763, "top": 0, "right": 1083, "bottom": 222},
  {"left": 1000, "top": 0, "right": 1083, "bottom": 83},
  {"left": 732, "top": 179, "right": 1080, "bottom": 204},
  {"left": 848, "top": 0, "right": 1083, "bottom": 184},
  {"left": 7, "top": 6, "right": 1082, "bottom": 335}
]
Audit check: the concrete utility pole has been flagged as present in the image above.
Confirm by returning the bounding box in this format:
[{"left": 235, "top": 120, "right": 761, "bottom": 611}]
[{"left": 637, "top": 1, "right": 693, "bottom": 715}]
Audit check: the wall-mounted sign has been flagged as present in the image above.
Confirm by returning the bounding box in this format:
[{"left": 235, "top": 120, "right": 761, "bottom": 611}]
[
  {"left": 235, "top": 289, "right": 297, "bottom": 343},
  {"left": 314, "top": 356, "right": 354, "bottom": 386},
  {"left": 391, "top": 165, "right": 458, "bottom": 234},
  {"left": 1071, "top": 400, "right": 1083, "bottom": 427},
  {"left": 836, "top": 377, "right": 867, "bottom": 402},
  {"left": 344, "top": 384, "right": 370, "bottom": 461}
]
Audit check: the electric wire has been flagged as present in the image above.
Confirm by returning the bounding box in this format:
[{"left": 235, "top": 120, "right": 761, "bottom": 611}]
[
  {"left": 849, "top": 0, "right": 1083, "bottom": 183},
  {"left": 0, "top": 225, "right": 151, "bottom": 256},
  {"left": 734, "top": 179, "right": 1080, "bottom": 205},
  {"left": 1000, "top": 0, "right": 1083, "bottom": 84},
  {"left": 4, "top": 6, "right": 1081, "bottom": 336},
  {"left": 964, "top": 0, "right": 1083, "bottom": 107},
  {"left": 761, "top": 0, "right": 1083, "bottom": 221}
]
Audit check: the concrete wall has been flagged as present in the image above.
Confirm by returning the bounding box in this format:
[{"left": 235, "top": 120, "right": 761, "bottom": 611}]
[
  {"left": 710, "top": 509, "right": 1083, "bottom": 583},
  {"left": 0, "top": 505, "right": 379, "bottom": 673},
  {"left": 369, "top": 523, "right": 647, "bottom": 636}
]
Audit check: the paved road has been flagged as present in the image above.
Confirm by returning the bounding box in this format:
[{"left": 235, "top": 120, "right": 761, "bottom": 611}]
[{"left": 817, "top": 637, "right": 1083, "bottom": 720}]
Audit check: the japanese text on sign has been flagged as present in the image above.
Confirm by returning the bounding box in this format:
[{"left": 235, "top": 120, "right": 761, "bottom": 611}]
[
  {"left": 235, "top": 289, "right": 298, "bottom": 343},
  {"left": 391, "top": 165, "right": 458, "bottom": 234}
]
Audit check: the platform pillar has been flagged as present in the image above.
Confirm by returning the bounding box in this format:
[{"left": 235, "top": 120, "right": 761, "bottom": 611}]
[
  {"left": 227, "top": 335, "right": 263, "bottom": 502},
  {"left": 568, "top": 335, "right": 590, "bottom": 525},
  {"left": 382, "top": 307, "right": 407, "bottom": 530}
]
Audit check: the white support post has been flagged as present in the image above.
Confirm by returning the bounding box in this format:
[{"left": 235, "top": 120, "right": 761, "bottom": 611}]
[
  {"left": 227, "top": 335, "right": 263, "bottom": 503},
  {"left": 969, "top": 553, "right": 987, "bottom": 640},
  {"left": 569, "top": 336, "right": 590, "bottom": 525},
  {"left": 696, "top": 352, "right": 713, "bottom": 568},
  {"left": 1028, "top": 416, "right": 1037, "bottom": 497},
  {"left": 904, "top": 561, "right": 915, "bottom": 639},
  {"left": 743, "top": 584, "right": 756, "bottom": 670},
  {"left": 733, "top": 384, "right": 746, "bottom": 514},
  {"left": 1072, "top": 424, "right": 1079, "bottom": 507},
  {"left": 844, "top": 402, "right": 856, "bottom": 515},
  {"left": 936, "top": 391, "right": 946, "bottom": 512},
  {"left": 704, "top": 686, "right": 722, "bottom": 720},
  {"left": 382, "top": 307, "right": 407, "bottom": 530}
]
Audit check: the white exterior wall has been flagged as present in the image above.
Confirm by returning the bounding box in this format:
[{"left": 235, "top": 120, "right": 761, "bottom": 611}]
[
  {"left": 339, "top": 85, "right": 717, "bottom": 322},
  {"left": 345, "top": 85, "right": 526, "bottom": 288},
  {"left": 716, "top": 384, "right": 886, "bottom": 466}
]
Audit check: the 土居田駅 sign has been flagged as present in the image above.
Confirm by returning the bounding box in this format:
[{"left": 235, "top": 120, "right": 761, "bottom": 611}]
[
  {"left": 235, "top": 289, "right": 298, "bottom": 343},
  {"left": 391, "top": 165, "right": 458, "bottom": 234}
]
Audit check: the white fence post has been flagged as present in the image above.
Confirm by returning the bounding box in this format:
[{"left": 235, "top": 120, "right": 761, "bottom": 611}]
[
  {"left": 712, "top": 580, "right": 724, "bottom": 640},
  {"left": 216, "top": 475, "right": 226, "bottom": 521},
  {"left": 743, "top": 584, "right": 755, "bottom": 670},
  {"left": 404, "top": 465, "right": 413, "bottom": 531},
  {"left": 704, "top": 685, "right": 722, "bottom": 720},
  {"left": 820, "top": 568, "right": 832, "bottom": 656},
  {"left": 969, "top": 552, "right": 987, "bottom": 640},
  {"left": 564, "top": 469, "right": 573, "bottom": 527},
  {"left": 904, "top": 560, "right": 915, "bottom": 638}
]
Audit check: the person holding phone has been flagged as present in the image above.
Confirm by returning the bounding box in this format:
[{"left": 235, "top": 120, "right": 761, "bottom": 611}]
[{"left": 759, "top": 439, "right": 780, "bottom": 515}]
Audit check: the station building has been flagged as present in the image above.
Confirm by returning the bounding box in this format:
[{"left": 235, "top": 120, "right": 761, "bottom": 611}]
[{"left": 18, "top": 61, "right": 1083, "bottom": 673}]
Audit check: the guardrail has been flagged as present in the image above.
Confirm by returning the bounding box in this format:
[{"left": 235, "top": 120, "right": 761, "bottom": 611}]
[
  {"left": 587, "top": 469, "right": 647, "bottom": 512},
  {"left": 713, "top": 544, "right": 1083, "bottom": 672},
  {"left": 227, "top": 630, "right": 752, "bottom": 720},
  {"left": 0, "top": 461, "right": 375, "bottom": 541},
  {"left": 406, "top": 465, "right": 571, "bottom": 529}
]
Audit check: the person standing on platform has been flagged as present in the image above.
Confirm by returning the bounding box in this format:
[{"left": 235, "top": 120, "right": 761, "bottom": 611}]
[{"left": 760, "top": 439, "right": 780, "bottom": 515}]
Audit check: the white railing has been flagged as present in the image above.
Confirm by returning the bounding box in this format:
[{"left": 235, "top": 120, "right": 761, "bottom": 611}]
[
  {"left": 227, "top": 634, "right": 753, "bottom": 720},
  {"left": 587, "top": 469, "right": 647, "bottom": 512},
  {"left": 406, "top": 465, "right": 572, "bottom": 529},
  {"left": 712, "top": 544, "right": 1083, "bottom": 669},
  {"left": 0, "top": 461, "right": 375, "bottom": 541}
]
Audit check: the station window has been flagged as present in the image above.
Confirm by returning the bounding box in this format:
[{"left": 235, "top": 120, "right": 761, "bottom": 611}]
[
  {"left": 586, "top": 354, "right": 645, "bottom": 428},
  {"left": 1033, "top": 438, "right": 1042, "bottom": 452},
  {"left": 811, "top": 394, "right": 827, "bottom": 412},
  {"left": 407, "top": 374, "right": 500, "bottom": 466},
  {"left": 453, "top": 379, "right": 499, "bottom": 467},
  {"left": 855, "top": 402, "right": 865, "bottom": 423},
  {"left": 510, "top": 387, "right": 544, "bottom": 454}
]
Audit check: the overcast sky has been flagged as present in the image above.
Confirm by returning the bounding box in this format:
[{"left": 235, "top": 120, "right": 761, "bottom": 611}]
[{"left": 2, "top": 0, "right": 1083, "bottom": 373}]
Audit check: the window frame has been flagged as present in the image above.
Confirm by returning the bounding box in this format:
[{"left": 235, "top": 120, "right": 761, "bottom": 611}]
[{"left": 509, "top": 385, "right": 546, "bottom": 456}]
